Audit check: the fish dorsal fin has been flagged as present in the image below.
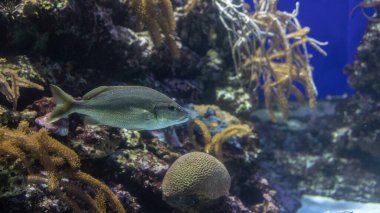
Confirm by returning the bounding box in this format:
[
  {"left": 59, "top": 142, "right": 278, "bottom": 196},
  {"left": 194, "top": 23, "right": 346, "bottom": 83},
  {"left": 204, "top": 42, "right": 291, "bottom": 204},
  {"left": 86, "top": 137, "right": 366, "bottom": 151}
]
[{"left": 83, "top": 86, "right": 111, "bottom": 100}]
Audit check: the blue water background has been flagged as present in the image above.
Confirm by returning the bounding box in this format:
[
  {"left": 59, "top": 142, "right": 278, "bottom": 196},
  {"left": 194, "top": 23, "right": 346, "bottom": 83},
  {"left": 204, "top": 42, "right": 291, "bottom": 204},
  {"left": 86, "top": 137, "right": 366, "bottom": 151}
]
[{"left": 245, "top": 0, "right": 368, "bottom": 98}]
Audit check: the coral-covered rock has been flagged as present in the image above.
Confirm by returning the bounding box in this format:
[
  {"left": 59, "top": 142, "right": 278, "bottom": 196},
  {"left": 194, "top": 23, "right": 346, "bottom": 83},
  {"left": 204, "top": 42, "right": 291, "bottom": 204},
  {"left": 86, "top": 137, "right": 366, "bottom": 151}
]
[
  {"left": 0, "top": 155, "right": 27, "bottom": 198},
  {"left": 110, "top": 184, "right": 142, "bottom": 212},
  {"left": 67, "top": 124, "right": 124, "bottom": 159},
  {"left": 35, "top": 113, "right": 69, "bottom": 136},
  {"left": 187, "top": 104, "right": 259, "bottom": 161},
  {"left": 216, "top": 86, "right": 253, "bottom": 116},
  {"left": 0, "top": 106, "right": 37, "bottom": 127},
  {"left": 345, "top": 21, "right": 380, "bottom": 100},
  {"left": 335, "top": 95, "right": 380, "bottom": 159},
  {"left": 253, "top": 98, "right": 380, "bottom": 206}
]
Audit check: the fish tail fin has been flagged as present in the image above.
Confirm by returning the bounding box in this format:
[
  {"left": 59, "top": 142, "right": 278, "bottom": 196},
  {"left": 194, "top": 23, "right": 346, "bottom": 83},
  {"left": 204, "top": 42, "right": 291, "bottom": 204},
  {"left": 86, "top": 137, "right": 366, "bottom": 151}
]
[{"left": 48, "top": 84, "right": 75, "bottom": 123}]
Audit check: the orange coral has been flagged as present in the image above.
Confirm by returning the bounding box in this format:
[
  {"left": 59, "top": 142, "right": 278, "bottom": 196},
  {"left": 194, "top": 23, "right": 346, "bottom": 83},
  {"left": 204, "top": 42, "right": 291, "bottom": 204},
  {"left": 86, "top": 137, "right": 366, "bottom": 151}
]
[
  {"left": 240, "top": 0, "right": 327, "bottom": 121},
  {"left": 188, "top": 119, "right": 252, "bottom": 160},
  {"left": 0, "top": 121, "right": 125, "bottom": 213},
  {"left": 130, "top": 0, "right": 180, "bottom": 58},
  {"left": 215, "top": 0, "right": 327, "bottom": 121}
]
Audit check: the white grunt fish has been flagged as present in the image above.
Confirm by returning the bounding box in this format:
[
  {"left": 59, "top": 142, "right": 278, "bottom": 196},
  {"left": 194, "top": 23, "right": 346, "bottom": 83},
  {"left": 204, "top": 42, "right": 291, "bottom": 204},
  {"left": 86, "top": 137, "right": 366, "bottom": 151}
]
[{"left": 48, "top": 84, "right": 189, "bottom": 130}]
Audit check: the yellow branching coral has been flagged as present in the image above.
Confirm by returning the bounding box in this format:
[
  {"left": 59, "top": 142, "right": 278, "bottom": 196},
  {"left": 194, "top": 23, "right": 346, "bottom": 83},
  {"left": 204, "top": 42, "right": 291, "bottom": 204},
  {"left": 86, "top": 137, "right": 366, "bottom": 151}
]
[
  {"left": 71, "top": 171, "right": 126, "bottom": 213},
  {"left": 188, "top": 119, "right": 252, "bottom": 160},
  {"left": 187, "top": 118, "right": 211, "bottom": 149},
  {"left": 0, "top": 121, "right": 125, "bottom": 213},
  {"left": 0, "top": 68, "right": 44, "bottom": 110},
  {"left": 130, "top": 0, "right": 180, "bottom": 58}
]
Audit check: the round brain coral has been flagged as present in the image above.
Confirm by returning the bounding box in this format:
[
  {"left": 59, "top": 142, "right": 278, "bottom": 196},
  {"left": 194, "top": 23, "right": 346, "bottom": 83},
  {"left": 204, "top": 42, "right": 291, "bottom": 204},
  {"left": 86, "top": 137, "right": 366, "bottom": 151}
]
[{"left": 162, "top": 152, "right": 231, "bottom": 208}]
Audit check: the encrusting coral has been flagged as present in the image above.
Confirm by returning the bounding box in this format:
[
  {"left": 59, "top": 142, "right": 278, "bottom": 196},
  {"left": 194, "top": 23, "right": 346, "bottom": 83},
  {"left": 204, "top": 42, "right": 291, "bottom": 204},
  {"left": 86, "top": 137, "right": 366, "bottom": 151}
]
[
  {"left": 129, "top": 0, "right": 180, "bottom": 58},
  {"left": 0, "top": 121, "right": 125, "bottom": 213},
  {"left": 188, "top": 118, "right": 252, "bottom": 160}
]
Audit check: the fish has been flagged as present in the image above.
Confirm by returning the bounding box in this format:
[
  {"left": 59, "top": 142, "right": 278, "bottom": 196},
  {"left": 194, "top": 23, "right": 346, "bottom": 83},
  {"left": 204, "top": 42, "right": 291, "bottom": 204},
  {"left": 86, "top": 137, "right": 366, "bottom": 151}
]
[{"left": 48, "top": 84, "right": 190, "bottom": 130}]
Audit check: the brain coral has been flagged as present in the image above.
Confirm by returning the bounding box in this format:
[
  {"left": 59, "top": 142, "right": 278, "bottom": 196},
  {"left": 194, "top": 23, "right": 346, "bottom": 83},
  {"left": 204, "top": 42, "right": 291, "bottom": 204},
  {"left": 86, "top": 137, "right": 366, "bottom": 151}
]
[{"left": 162, "top": 152, "right": 231, "bottom": 208}]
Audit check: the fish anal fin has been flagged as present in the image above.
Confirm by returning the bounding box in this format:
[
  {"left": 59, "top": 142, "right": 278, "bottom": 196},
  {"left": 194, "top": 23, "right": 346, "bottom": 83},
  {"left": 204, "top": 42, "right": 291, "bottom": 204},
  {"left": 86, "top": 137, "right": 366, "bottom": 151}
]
[{"left": 82, "top": 86, "right": 111, "bottom": 100}]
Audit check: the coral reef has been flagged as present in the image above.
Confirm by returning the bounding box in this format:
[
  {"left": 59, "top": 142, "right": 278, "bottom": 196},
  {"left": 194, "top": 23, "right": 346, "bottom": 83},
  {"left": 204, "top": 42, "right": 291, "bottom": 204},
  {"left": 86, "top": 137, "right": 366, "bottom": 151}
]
[
  {"left": 0, "top": 0, "right": 337, "bottom": 212},
  {"left": 105, "top": 119, "right": 282, "bottom": 212},
  {"left": 162, "top": 152, "right": 231, "bottom": 209}
]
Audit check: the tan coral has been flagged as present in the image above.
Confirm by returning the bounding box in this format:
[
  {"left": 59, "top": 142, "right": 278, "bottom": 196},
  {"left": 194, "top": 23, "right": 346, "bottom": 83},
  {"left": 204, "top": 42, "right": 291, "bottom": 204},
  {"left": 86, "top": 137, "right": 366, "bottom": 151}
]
[
  {"left": 215, "top": 0, "right": 327, "bottom": 121},
  {"left": 162, "top": 152, "right": 231, "bottom": 208},
  {"left": 238, "top": 0, "right": 328, "bottom": 121},
  {"left": 0, "top": 122, "right": 125, "bottom": 213},
  {"left": 130, "top": 0, "right": 180, "bottom": 58},
  {"left": 0, "top": 68, "right": 44, "bottom": 110},
  {"left": 188, "top": 119, "right": 252, "bottom": 160}
]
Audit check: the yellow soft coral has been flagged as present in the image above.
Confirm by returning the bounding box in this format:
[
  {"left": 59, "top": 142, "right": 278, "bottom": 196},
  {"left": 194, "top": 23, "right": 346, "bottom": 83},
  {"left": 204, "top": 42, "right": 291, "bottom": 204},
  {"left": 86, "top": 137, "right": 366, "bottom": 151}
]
[
  {"left": 0, "top": 68, "right": 44, "bottom": 110},
  {"left": 188, "top": 119, "right": 252, "bottom": 160},
  {"left": 247, "top": 1, "right": 327, "bottom": 121},
  {"left": 214, "top": 0, "right": 327, "bottom": 121},
  {"left": 130, "top": 0, "right": 180, "bottom": 58},
  {"left": 0, "top": 122, "right": 125, "bottom": 213}
]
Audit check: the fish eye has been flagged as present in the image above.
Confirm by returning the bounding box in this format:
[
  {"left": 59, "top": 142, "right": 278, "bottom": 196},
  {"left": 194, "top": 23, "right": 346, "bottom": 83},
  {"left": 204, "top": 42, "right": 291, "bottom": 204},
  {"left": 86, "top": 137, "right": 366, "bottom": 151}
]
[{"left": 168, "top": 105, "right": 176, "bottom": 111}]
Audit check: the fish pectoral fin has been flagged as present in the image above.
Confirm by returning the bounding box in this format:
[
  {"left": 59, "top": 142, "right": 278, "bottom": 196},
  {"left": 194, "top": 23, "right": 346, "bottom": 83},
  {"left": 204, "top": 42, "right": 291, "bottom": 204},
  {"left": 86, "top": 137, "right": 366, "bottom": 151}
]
[
  {"left": 83, "top": 116, "right": 101, "bottom": 125},
  {"left": 82, "top": 86, "right": 112, "bottom": 100},
  {"left": 128, "top": 107, "right": 155, "bottom": 120}
]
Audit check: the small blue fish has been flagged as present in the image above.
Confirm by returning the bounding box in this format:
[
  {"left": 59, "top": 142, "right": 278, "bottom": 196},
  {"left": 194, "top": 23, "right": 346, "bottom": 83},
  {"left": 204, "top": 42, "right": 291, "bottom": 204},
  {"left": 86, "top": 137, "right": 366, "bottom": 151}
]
[{"left": 48, "top": 85, "right": 189, "bottom": 130}]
